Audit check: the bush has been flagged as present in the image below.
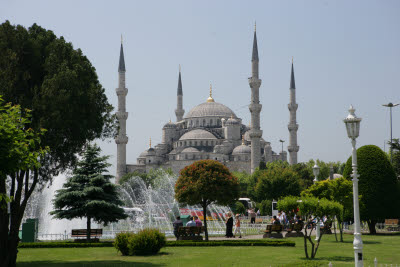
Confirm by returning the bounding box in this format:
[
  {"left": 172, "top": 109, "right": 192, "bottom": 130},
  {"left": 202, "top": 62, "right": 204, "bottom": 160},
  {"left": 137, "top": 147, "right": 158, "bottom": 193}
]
[
  {"left": 234, "top": 201, "right": 246, "bottom": 215},
  {"left": 114, "top": 232, "right": 135, "bottom": 256},
  {"left": 128, "top": 228, "right": 166, "bottom": 256},
  {"left": 18, "top": 241, "right": 113, "bottom": 248},
  {"left": 259, "top": 199, "right": 272, "bottom": 216}
]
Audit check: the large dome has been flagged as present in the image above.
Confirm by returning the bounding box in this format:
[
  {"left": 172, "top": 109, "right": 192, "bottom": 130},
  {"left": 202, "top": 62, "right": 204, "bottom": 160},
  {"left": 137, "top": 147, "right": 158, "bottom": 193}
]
[
  {"left": 179, "top": 129, "right": 217, "bottom": 140},
  {"left": 185, "top": 101, "right": 237, "bottom": 119}
]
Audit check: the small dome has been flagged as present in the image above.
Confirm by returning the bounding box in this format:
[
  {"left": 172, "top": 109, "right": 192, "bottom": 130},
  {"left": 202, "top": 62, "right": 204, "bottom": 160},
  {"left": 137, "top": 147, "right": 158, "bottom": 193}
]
[
  {"left": 179, "top": 129, "right": 217, "bottom": 140},
  {"left": 185, "top": 102, "right": 237, "bottom": 119},
  {"left": 225, "top": 117, "right": 240, "bottom": 126},
  {"left": 232, "top": 144, "right": 251, "bottom": 155},
  {"left": 139, "top": 150, "right": 148, "bottom": 158},
  {"left": 168, "top": 149, "right": 177, "bottom": 155},
  {"left": 146, "top": 147, "right": 155, "bottom": 156},
  {"left": 181, "top": 147, "right": 199, "bottom": 153},
  {"left": 163, "top": 121, "right": 177, "bottom": 128}
]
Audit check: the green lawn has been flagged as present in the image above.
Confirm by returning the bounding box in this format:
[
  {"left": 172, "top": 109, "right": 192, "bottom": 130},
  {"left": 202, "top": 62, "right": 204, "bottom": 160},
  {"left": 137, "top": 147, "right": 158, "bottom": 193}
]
[{"left": 17, "top": 234, "right": 400, "bottom": 266}]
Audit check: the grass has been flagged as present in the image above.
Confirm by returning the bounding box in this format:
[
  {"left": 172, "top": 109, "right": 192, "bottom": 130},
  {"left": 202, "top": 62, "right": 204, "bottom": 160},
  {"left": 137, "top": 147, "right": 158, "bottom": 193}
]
[{"left": 17, "top": 234, "right": 400, "bottom": 266}]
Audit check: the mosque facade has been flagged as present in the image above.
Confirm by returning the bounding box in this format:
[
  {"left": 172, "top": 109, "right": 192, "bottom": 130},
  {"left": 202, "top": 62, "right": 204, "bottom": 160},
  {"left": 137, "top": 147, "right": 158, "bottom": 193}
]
[{"left": 115, "top": 28, "right": 299, "bottom": 183}]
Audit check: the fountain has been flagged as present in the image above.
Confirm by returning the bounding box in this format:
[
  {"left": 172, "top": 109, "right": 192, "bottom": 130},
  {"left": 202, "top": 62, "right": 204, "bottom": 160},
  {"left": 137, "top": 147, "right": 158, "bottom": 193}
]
[{"left": 26, "top": 169, "right": 232, "bottom": 239}]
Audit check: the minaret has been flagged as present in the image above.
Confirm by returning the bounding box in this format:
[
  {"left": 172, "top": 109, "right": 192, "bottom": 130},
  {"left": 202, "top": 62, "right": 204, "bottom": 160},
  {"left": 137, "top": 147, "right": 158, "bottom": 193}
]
[
  {"left": 248, "top": 23, "right": 263, "bottom": 173},
  {"left": 115, "top": 38, "right": 129, "bottom": 183},
  {"left": 287, "top": 58, "right": 299, "bottom": 165},
  {"left": 175, "top": 65, "right": 185, "bottom": 122}
]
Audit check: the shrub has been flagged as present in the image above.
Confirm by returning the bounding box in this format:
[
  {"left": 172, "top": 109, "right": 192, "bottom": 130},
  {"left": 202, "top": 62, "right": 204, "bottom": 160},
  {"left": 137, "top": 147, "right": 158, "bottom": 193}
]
[
  {"left": 343, "top": 145, "right": 398, "bottom": 233},
  {"left": 234, "top": 201, "right": 246, "bottom": 214},
  {"left": 128, "top": 228, "right": 166, "bottom": 256},
  {"left": 259, "top": 199, "right": 272, "bottom": 216},
  {"left": 114, "top": 232, "right": 135, "bottom": 256}
]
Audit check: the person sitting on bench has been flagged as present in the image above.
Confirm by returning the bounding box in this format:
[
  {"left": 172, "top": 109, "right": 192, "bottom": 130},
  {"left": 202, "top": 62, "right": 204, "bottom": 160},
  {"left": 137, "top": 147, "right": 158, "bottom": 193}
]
[
  {"left": 295, "top": 215, "right": 303, "bottom": 224},
  {"left": 172, "top": 216, "right": 183, "bottom": 240},
  {"left": 271, "top": 215, "right": 281, "bottom": 225}
]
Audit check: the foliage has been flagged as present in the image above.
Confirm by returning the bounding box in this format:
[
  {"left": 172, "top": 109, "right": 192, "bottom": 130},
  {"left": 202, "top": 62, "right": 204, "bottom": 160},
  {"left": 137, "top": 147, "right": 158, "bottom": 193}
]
[
  {"left": 175, "top": 160, "right": 240, "bottom": 241},
  {"left": 119, "top": 168, "right": 174, "bottom": 187},
  {"left": 0, "top": 20, "right": 115, "bottom": 267},
  {"left": 305, "top": 159, "right": 345, "bottom": 181},
  {"left": 390, "top": 139, "right": 400, "bottom": 177},
  {"left": 278, "top": 196, "right": 343, "bottom": 259},
  {"left": 259, "top": 199, "right": 272, "bottom": 216},
  {"left": 19, "top": 242, "right": 114, "bottom": 248},
  {"left": 301, "top": 178, "right": 353, "bottom": 241},
  {"left": 253, "top": 166, "right": 301, "bottom": 202},
  {"left": 51, "top": 144, "right": 127, "bottom": 241},
  {"left": 232, "top": 171, "right": 251, "bottom": 197},
  {"left": 0, "top": 96, "right": 48, "bottom": 267},
  {"left": 232, "top": 201, "right": 246, "bottom": 215},
  {"left": 114, "top": 232, "right": 134, "bottom": 256},
  {"left": 343, "top": 145, "right": 398, "bottom": 233},
  {"left": 128, "top": 229, "right": 166, "bottom": 256}
]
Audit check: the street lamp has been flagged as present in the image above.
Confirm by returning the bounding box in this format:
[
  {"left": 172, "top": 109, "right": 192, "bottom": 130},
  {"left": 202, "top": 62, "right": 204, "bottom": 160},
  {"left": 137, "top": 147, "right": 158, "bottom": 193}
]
[
  {"left": 279, "top": 139, "right": 285, "bottom": 154},
  {"left": 343, "top": 105, "right": 363, "bottom": 267},
  {"left": 382, "top": 102, "right": 399, "bottom": 163},
  {"left": 312, "top": 163, "right": 320, "bottom": 184}
]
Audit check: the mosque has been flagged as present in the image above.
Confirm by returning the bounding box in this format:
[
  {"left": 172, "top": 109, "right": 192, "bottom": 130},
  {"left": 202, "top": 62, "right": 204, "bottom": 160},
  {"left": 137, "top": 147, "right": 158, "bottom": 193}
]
[{"left": 114, "top": 27, "right": 299, "bottom": 183}]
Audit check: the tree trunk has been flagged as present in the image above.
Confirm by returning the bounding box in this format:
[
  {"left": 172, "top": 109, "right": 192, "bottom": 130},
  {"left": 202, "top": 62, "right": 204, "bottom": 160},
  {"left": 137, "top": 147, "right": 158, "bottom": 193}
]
[
  {"left": 333, "top": 216, "right": 338, "bottom": 242},
  {"left": 367, "top": 219, "right": 377, "bottom": 234},
  {"left": 202, "top": 203, "right": 208, "bottom": 241},
  {"left": 86, "top": 216, "right": 91, "bottom": 242}
]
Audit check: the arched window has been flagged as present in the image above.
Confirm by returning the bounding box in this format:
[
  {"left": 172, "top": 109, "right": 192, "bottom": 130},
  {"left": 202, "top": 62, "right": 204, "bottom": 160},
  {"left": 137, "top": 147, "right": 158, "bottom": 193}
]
[
  {"left": 196, "top": 120, "right": 199, "bottom": 126},
  {"left": 195, "top": 141, "right": 197, "bottom": 146},
  {"left": 203, "top": 119, "right": 206, "bottom": 126},
  {"left": 210, "top": 119, "right": 213, "bottom": 126}
]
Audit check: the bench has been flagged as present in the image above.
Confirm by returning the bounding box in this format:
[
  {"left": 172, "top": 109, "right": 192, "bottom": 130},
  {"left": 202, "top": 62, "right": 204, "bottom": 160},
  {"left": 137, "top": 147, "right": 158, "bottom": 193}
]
[
  {"left": 385, "top": 219, "right": 400, "bottom": 232},
  {"left": 262, "top": 224, "right": 283, "bottom": 239},
  {"left": 177, "top": 226, "right": 205, "bottom": 241},
  {"left": 285, "top": 222, "right": 304, "bottom": 237},
  {"left": 71, "top": 229, "right": 103, "bottom": 242}
]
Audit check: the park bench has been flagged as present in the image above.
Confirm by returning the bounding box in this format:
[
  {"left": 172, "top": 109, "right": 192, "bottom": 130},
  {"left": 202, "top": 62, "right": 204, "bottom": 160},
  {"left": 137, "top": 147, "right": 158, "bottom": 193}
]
[
  {"left": 285, "top": 222, "right": 304, "bottom": 237},
  {"left": 262, "top": 224, "right": 283, "bottom": 238},
  {"left": 385, "top": 219, "right": 400, "bottom": 232},
  {"left": 177, "top": 226, "right": 205, "bottom": 240},
  {"left": 71, "top": 229, "right": 103, "bottom": 242}
]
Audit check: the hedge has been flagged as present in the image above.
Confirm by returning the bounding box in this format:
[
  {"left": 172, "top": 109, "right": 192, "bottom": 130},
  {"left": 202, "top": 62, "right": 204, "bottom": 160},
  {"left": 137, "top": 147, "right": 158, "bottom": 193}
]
[
  {"left": 18, "top": 241, "right": 113, "bottom": 248},
  {"left": 19, "top": 239, "right": 295, "bottom": 248}
]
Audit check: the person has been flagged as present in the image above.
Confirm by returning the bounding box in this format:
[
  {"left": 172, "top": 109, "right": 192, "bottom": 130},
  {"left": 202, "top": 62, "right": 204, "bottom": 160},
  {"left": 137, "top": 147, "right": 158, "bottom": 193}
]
[
  {"left": 295, "top": 215, "right": 303, "bottom": 224},
  {"left": 194, "top": 216, "right": 203, "bottom": 227},
  {"left": 225, "top": 212, "right": 234, "bottom": 238},
  {"left": 256, "top": 209, "right": 260, "bottom": 216},
  {"left": 249, "top": 209, "right": 256, "bottom": 224},
  {"left": 186, "top": 216, "right": 196, "bottom": 227},
  {"left": 172, "top": 216, "right": 183, "bottom": 240},
  {"left": 234, "top": 214, "right": 242, "bottom": 238},
  {"left": 271, "top": 215, "right": 281, "bottom": 225}
]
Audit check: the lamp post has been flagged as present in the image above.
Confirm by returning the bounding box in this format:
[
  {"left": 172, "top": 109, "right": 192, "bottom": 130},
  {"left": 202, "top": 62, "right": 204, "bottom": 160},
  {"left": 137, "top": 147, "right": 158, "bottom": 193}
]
[
  {"left": 382, "top": 102, "right": 399, "bottom": 163},
  {"left": 312, "top": 163, "right": 320, "bottom": 184},
  {"left": 343, "top": 105, "right": 363, "bottom": 267}
]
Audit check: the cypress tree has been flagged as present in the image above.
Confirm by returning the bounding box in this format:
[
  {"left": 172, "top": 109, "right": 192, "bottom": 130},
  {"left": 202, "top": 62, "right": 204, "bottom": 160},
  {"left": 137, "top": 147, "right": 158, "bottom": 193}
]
[{"left": 51, "top": 144, "right": 127, "bottom": 241}]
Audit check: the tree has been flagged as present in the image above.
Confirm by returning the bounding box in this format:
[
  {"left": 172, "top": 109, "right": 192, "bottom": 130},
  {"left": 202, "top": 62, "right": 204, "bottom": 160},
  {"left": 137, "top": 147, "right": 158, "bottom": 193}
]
[
  {"left": 301, "top": 178, "right": 353, "bottom": 242},
  {"left": 389, "top": 139, "right": 400, "bottom": 178},
  {"left": 0, "top": 97, "right": 48, "bottom": 267},
  {"left": 51, "top": 144, "right": 127, "bottom": 241},
  {"left": 232, "top": 171, "right": 251, "bottom": 197},
  {"left": 343, "top": 145, "right": 398, "bottom": 234},
  {"left": 0, "top": 21, "right": 115, "bottom": 266},
  {"left": 174, "top": 160, "right": 240, "bottom": 241},
  {"left": 253, "top": 167, "right": 301, "bottom": 202},
  {"left": 278, "top": 196, "right": 343, "bottom": 259},
  {"left": 259, "top": 199, "right": 272, "bottom": 216}
]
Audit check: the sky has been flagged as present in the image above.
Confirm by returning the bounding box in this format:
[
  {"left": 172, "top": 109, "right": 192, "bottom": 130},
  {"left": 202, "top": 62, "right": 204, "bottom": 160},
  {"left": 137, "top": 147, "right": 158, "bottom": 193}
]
[{"left": 1, "top": 0, "right": 399, "bottom": 176}]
